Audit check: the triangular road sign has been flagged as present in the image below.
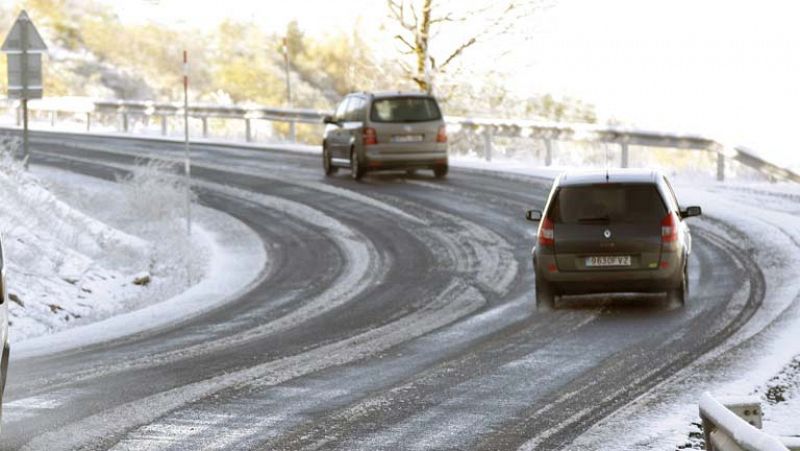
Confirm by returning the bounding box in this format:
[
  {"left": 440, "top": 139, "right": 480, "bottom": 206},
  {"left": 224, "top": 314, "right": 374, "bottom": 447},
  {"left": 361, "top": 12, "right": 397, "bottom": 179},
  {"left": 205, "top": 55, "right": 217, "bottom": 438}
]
[{"left": 1, "top": 10, "right": 48, "bottom": 53}]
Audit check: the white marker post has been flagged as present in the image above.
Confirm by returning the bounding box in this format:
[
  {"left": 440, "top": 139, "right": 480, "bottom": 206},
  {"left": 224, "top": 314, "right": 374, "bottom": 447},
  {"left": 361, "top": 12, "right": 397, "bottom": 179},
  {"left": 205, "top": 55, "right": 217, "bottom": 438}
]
[
  {"left": 183, "top": 50, "right": 191, "bottom": 235},
  {"left": 282, "top": 37, "right": 295, "bottom": 142},
  {"left": 2, "top": 11, "right": 47, "bottom": 170}
]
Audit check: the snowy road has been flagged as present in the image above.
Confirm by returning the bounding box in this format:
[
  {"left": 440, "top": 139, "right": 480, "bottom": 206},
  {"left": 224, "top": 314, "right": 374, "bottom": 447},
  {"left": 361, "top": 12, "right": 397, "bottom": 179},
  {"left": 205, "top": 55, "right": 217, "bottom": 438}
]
[{"left": 0, "top": 132, "right": 780, "bottom": 450}]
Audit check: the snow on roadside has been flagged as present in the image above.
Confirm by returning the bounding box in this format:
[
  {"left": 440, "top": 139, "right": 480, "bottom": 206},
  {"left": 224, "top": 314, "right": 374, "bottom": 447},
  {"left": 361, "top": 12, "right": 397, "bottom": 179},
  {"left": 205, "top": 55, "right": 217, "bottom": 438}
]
[
  {"left": 0, "top": 134, "right": 263, "bottom": 346},
  {"left": 0, "top": 135, "right": 153, "bottom": 340}
]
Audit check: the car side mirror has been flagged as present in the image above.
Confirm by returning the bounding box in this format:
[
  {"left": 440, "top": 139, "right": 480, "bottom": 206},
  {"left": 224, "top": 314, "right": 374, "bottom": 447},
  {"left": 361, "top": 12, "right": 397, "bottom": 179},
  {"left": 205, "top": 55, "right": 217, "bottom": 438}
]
[
  {"left": 525, "top": 210, "right": 542, "bottom": 222},
  {"left": 680, "top": 206, "right": 702, "bottom": 219},
  {"left": 323, "top": 115, "right": 336, "bottom": 125}
]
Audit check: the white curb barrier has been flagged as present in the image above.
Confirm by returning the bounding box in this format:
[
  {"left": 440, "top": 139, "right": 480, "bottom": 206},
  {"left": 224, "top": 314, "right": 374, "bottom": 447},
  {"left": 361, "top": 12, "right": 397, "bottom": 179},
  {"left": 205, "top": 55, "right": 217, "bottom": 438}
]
[{"left": 699, "top": 392, "right": 799, "bottom": 451}]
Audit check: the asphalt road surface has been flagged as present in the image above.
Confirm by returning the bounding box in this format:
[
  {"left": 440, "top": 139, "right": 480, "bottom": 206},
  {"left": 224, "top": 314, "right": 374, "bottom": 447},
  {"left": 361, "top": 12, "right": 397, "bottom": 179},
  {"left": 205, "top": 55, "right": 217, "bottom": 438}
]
[{"left": 0, "top": 131, "right": 764, "bottom": 450}]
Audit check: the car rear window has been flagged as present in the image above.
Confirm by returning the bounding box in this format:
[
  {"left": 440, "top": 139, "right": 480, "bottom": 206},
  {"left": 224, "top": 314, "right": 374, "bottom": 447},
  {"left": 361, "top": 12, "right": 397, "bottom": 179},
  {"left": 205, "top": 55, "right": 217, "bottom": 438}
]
[
  {"left": 370, "top": 97, "right": 442, "bottom": 123},
  {"left": 550, "top": 184, "right": 667, "bottom": 224}
]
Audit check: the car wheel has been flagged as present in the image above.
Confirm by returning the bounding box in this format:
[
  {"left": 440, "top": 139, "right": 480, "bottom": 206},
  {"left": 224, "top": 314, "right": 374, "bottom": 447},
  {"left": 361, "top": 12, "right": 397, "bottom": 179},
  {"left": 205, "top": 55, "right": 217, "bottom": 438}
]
[
  {"left": 323, "top": 144, "right": 337, "bottom": 176},
  {"left": 433, "top": 165, "right": 448, "bottom": 179},
  {"left": 351, "top": 149, "right": 365, "bottom": 180},
  {"left": 0, "top": 343, "right": 8, "bottom": 424},
  {"left": 668, "top": 262, "right": 688, "bottom": 306},
  {"left": 535, "top": 273, "right": 556, "bottom": 311}
]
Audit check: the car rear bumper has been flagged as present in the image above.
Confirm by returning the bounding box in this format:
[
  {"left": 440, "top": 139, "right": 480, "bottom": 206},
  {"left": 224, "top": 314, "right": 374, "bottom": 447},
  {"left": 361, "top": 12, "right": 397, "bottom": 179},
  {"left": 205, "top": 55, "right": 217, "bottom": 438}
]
[
  {"left": 535, "top": 252, "right": 684, "bottom": 294},
  {"left": 364, "top": 150, "right": 448, "bottom": 170}
]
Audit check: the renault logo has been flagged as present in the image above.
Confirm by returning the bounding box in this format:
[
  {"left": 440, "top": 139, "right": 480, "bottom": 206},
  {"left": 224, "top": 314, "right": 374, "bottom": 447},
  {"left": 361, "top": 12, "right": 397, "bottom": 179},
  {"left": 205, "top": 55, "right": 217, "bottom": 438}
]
[{"left": 604, "top": 229, "right": 612, "bottom": 239}]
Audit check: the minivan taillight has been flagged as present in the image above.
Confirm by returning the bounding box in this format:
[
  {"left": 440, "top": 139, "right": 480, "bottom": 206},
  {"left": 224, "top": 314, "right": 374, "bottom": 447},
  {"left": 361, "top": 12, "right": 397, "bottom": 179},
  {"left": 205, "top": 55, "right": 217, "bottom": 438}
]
[
  {"left": 363, "top": 127, "right": 378, "bottom": 146},
  {"left": 661, "top": 212, "right": 678, "bottom": 243},
  {"left": 436, "top": 125, "right": 447, "bottom": 143},
  {"left": 538, "top": 217, "right": 555, "bottom": 247}
]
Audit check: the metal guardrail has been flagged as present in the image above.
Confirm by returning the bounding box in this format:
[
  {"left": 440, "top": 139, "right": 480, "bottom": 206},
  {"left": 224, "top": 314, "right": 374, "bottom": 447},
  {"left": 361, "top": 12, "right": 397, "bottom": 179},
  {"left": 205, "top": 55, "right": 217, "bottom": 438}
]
[
  {"left": 2, "top": 97, "right": 799, "bottom": 183},
  {"left": 699, "top": 392, "right": 800, "bottom": 451}
]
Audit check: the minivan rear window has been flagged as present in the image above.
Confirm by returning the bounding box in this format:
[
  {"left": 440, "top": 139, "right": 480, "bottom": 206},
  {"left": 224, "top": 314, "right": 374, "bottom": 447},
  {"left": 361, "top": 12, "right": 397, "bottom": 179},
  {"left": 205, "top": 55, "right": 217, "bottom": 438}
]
[
  {"left": 370, "top": 97, "right": 442, "bottom": 123},
  {"left": 550, "top": 184, "right": 667, "bottom": 224}
]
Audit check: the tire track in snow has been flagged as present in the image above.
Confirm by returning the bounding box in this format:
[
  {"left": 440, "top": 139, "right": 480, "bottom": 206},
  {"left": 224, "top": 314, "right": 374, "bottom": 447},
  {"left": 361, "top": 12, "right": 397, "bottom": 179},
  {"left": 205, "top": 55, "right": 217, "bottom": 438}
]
[
  {"left": 21, "top": 278, "right": 486, "bottom": 451},
  {"left": 13, "top": 147, "right": 518, "bottom": 444},
  {"left": 34, "top": 139, "right": 428, "bottom": 226},
  {"left": 9, "top": 156, "right": 386, "bottom": 392}
]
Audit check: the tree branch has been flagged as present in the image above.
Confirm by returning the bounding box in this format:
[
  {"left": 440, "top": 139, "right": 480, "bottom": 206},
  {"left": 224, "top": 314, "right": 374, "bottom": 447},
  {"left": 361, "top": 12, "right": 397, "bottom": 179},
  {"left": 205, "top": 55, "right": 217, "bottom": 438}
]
[
  {"left": 440, "top": 37, "right": 476, "bottom": 69},
  {"left": 387, "top": 0, "right": 416, "bottom": 30},
  {"left": 393, "top": 34, "right": 416, "bottom": 52}
]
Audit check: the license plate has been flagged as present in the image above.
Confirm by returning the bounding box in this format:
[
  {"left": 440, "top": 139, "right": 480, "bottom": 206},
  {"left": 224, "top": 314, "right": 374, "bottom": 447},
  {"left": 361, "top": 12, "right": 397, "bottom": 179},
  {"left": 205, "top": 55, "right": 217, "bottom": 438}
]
[
  {"left": 391, "top": 134, "right": 424, "bottom": 143},
  {"left": 585, "top": 256, "right": 631, "bottom": 267}
]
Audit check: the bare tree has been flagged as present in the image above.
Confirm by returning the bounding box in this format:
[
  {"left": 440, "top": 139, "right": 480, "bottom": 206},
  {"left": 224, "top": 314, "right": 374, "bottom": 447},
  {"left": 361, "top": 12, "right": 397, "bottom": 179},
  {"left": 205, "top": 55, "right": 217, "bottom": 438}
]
[{"left": 386, "top": 0, "right": 543, "bottom": 93}]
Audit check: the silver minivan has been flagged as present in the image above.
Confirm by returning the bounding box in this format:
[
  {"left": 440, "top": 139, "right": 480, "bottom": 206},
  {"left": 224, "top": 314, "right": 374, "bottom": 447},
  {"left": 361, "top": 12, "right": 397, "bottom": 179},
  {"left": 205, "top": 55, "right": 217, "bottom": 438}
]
[{"left": 322, "top": 92, "right": 448, "bottom": 180}]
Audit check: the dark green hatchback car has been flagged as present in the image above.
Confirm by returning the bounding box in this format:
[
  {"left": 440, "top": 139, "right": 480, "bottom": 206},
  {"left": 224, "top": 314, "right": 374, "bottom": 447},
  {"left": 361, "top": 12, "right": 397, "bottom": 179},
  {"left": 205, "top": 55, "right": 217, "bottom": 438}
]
[{"left": 526, "top": 169, "right": 702, "bottom": 310}]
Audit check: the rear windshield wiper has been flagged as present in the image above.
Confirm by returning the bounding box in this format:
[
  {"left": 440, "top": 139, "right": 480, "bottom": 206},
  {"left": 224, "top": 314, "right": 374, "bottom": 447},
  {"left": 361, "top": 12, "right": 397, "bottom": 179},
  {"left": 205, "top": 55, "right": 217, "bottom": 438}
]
[{"left": 577, "top": 215, "right": 610, "bottom": 223}]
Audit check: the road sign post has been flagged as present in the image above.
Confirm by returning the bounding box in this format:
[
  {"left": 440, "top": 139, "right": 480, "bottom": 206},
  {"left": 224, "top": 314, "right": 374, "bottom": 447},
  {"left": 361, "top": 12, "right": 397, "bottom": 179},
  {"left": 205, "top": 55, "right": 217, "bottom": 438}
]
[{"left": 2, "top": 10, "right": 47, "bottom": 170}]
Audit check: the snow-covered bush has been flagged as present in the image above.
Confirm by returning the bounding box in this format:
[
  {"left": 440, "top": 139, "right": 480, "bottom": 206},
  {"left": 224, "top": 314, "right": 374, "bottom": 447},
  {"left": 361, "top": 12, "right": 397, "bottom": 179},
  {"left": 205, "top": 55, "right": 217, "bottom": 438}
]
[{"left": 115, "top": 159, "right": 204, "bottom": 286}]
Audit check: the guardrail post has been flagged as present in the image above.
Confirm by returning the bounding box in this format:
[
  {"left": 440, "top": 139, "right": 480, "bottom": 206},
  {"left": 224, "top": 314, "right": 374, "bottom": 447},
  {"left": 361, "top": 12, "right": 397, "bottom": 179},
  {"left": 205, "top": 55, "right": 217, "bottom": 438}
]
[
  {"left": 700, "top": 414, "right": 714, "bottom": 451},
  {"left": 717, "top": 152, "right": 725, "bottom": 182},
  {"left": 122, "top": 113, "right": 129, "bottom": 133},
  {"left": 289, "top": 119, "right": 296, "bottom": 143},
  {"left": 545, "top": 139, "right": 553, "bottom": 166},
  {"left": 201, "top": 117, "right": 208, "bottom": 138},
  {"left": 483, "top": 126, "right": 493, "bottom": 162},
  {"left": 161, "top": 116, "right": 168, "bottom": 136},
  {"left": 50, "top": 111, "right": 56, "bottom": 127},
  {"left": 86, "top": 113, "right": 91, "bottom": 132},
  {"left": 245, "top": 118, "right": 252, "bottom": 142},
  {"left": 16, "top": 104, "right": 21, "bottom": 126},
  {"left": 621, "top": 142, "right": 629, "bottom": 168}
]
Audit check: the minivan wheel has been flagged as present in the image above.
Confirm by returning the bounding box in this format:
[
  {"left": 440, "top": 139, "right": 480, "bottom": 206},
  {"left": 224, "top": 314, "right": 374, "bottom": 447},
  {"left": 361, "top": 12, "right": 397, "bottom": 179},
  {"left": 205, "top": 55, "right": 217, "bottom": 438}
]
[
  {"left": 433, "top": 165, "right": 448, "bottom": 179},
  {"left": 323, "top": 145, "right": 337, "bottom": 176},
  {"left": 668, "top": 262, "right": 688, "bottom": 306},
  {"left": 351, "top": 149, "right": 365, "bottom": 180},
  {"left": 535, "top": 274, "right": 556, "bottom": 311}
]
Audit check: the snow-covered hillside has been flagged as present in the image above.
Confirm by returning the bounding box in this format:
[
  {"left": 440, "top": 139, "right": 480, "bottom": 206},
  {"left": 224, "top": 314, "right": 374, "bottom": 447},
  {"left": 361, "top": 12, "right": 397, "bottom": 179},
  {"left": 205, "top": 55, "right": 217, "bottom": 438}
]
[{"left": 0, "top": 135, "right": 207, "bottom": 341}]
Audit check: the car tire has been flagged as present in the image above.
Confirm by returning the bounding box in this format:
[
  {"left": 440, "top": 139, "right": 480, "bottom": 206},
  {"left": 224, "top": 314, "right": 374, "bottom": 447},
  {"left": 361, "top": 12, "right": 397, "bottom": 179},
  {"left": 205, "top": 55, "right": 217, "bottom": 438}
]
[
  {"left": 0, "top": 343, "right": 8, "bottom": 424},
  {"left": 323, "top": 144, "right": 337, "bottom": 176},
  {"left": 433, "top": 165, "right": 448, "bottom": 179},
  {"left": 535, "top": 273, "right": 556, "bottom": 311},
  {"left": 668, "top": 261, "right": 688, "bottom": 306},
  {"left": 351, "top": 149, "right": 365, "bottom": 180}
]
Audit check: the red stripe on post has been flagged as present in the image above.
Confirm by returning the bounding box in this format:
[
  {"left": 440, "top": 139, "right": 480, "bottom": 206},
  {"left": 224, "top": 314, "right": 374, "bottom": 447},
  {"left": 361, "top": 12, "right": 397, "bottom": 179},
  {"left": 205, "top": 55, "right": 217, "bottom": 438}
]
[{"left": 182, "top": 50, "right": 189, "bottom": 82}]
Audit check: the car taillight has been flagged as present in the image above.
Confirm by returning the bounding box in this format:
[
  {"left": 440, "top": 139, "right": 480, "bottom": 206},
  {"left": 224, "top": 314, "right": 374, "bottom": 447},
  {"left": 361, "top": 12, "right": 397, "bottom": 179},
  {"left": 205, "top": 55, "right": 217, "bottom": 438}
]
[
  {"left": 363, "top": 127, "right": 378, "bottom": 145},
  {"left": 436, "top": 125, "right": 447, "bottom": 143},
  {"left": 661, "top": 212, "right": 678, "bottom": 243},
  {"left": 538, "top": 217, "right": 555, "bottom": 247}
]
